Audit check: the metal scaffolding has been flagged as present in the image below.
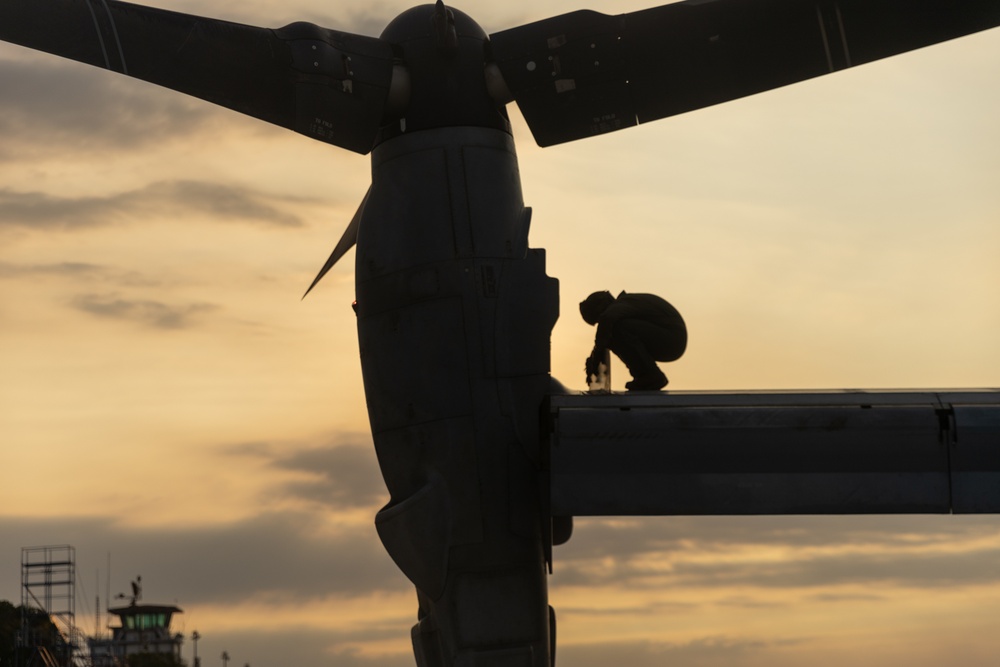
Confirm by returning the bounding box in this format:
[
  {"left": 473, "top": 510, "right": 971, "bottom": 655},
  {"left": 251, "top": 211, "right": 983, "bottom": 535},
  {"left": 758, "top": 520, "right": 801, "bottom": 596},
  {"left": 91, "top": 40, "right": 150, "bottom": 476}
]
[{"left": 20, "top": 545, "right": 80, "bottom": 667}]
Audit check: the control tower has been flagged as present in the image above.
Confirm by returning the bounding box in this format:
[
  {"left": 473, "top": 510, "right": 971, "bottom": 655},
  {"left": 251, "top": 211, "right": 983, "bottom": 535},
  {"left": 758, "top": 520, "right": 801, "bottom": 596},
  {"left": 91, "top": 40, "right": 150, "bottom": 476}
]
[{"left": 88, "top": 578, "right": 183, "bottom": 667}]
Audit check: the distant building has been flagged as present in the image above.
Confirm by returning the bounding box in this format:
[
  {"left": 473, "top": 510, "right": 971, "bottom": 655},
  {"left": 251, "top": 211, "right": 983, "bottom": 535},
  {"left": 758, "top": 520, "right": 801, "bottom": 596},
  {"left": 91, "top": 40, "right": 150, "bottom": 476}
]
[{"left": 88, "top": 603, "right": 184, "bottom": 667}]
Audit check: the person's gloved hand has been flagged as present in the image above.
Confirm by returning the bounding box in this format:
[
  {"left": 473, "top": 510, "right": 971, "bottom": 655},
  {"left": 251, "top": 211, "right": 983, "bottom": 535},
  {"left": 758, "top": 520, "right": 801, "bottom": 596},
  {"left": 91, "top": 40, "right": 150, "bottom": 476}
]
[{"left": 585, "top": 353, "right": 601, "bottom": 382}]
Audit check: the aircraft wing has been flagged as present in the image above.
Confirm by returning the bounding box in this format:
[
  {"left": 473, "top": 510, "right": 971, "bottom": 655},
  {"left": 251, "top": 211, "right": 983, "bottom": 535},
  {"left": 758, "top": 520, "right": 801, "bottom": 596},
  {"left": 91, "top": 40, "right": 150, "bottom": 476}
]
[
  {"left": 0, "top": 0, "right": 394, "bottom": 154},
  {"left": 490, "top": 0, "right": 1000, "bottom": 147},
  {"left": 547, "top": 390, "right": 1000, "bottom": 515}
]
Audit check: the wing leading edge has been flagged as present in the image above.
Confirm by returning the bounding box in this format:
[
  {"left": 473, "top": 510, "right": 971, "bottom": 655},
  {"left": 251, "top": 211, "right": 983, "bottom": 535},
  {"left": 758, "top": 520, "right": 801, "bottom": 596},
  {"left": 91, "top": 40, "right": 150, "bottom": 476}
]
[
  {"left": 0, "top": 0, "right": 394, "bottom": 153},
  {"left": 490, "top": 0, "right": 1000, "bottom": 147}
]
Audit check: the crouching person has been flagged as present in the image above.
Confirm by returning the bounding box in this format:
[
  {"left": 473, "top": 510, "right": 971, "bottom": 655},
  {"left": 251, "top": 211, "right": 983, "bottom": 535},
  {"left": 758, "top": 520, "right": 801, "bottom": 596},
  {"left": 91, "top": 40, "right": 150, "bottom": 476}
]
[{"left": 580, "top": 290, "right": 687, "bottom": 391}]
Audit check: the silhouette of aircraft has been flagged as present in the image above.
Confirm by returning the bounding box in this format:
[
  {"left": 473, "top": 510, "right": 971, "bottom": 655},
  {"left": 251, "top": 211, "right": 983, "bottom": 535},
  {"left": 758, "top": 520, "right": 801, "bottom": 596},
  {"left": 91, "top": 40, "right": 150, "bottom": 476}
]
[{"left": 3, "top": 1, "right": 999, "bottom": 665}]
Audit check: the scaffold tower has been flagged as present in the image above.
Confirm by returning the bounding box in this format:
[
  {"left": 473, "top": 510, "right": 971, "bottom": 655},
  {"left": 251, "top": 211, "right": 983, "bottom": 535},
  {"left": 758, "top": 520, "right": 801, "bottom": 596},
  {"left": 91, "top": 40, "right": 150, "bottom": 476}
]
[{"left": 20, "top": 545, "right": 80, "bottom": 667}]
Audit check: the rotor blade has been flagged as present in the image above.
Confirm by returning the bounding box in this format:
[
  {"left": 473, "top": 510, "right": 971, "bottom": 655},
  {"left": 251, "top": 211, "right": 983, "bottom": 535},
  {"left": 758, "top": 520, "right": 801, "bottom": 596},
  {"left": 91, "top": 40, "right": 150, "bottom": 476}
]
[
  {"left": 490, "top": 0, "right": 1000, "bottom": 147},
  {"left": 0, "top": 0, "right": 394, "bottom": 154},
  {"left": 302, "top": 186, "right": 370, "bottom": 299}
]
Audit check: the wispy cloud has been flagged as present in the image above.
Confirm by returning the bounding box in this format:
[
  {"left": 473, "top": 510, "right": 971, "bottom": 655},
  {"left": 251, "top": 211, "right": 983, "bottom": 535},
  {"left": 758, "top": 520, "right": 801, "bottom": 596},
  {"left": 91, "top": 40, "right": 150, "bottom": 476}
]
[
  {"left": 0, "top": 511, "right": 404, "bottom": 607},
  {"left": 0, "top": 261, "right": 107, "bottom": 279},
  {"left": 551, "top": 516, "right": 1000, "bottom": 591},
  {"left": 0, "top": 59, "right": 211, "bottom": 158},
  {"left": 70, "top": 293, "right": 220, "bottom": 329},
  {"left": 224, "top": 435, "right": 388, "bottom": 511},
  {"left": 272, "top": 444, "right": 388, "bottom": 510},
  {"left": 0, "top": 262, "right": 162, "bottom": 289},
  {"left": 0, "top": 180, "right": 305, "bottom": 230},
  {"left": 558, "top": 636, "right": 806, "bottom": 667},
  {"left": 188, "top": 627, "right": 413, "bottom": 667}
]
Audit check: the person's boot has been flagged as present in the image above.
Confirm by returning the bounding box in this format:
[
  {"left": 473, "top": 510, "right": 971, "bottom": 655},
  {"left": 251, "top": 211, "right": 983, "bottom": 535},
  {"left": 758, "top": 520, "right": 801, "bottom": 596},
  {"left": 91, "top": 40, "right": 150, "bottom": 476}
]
[{"left": 625, "top": 368, "right": 668, "bottom": 391}]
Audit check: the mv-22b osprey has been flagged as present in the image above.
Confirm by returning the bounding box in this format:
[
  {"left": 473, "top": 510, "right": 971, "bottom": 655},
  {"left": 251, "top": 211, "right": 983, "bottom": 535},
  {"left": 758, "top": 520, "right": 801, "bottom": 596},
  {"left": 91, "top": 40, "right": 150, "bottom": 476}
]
[{"left": 3, "top": 1, "right": 999, "bottom": 665}]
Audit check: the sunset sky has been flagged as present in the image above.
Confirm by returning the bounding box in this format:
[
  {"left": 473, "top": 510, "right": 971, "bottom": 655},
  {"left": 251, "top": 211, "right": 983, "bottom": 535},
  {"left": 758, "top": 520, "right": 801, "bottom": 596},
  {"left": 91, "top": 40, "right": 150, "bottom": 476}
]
[{"left": 1, "top": 1, "right": 999, "bottom": 666}]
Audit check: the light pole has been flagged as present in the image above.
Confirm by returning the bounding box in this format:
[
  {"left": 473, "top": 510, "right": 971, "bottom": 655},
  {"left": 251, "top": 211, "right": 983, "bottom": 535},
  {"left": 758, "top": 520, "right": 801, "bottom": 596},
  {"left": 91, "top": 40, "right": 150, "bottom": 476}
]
[{"left": 191, "top": 630, "right": 200, "bottom": 667}]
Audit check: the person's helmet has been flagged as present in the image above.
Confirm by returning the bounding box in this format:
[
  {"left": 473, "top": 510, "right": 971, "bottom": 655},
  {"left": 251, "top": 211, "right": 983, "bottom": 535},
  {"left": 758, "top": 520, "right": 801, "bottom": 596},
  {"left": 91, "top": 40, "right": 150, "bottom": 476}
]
[{"left": 579, "top": 291, "right": 615, "bottom": 325}]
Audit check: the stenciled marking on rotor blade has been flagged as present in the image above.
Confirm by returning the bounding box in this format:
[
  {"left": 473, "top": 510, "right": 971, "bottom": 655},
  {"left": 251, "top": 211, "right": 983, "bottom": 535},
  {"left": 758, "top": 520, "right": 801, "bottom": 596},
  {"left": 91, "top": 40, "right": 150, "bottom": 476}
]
[
  {"left": 816, "top": 4, "right": 835, "bottom": 73},
  {"left": 98, "top": 0, "right": 129, "bottom": 74},
  {"left": 82, "top": 0, "right": 112, "bottom": 70},
  {"left": 835, "top": 4, "right": 852, "bottom": 67}
]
